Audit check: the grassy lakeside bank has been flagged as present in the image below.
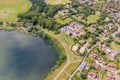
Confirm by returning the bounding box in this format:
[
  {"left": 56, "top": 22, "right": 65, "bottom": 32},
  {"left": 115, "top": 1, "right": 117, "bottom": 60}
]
[
  {"left": 44, "top": 33, "right": 67, "bottom": 79},
  {"left": 42, "top": 29, "right": 81, "bottom": 80},
  {"left": 45, "top": 35, "right": 66, "bottom": 56}
]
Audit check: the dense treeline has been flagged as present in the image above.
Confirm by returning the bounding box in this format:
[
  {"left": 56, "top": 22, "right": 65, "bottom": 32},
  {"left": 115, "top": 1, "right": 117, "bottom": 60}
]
[{"left": 18, "top": 0, "right": 63, "bottom": 30}]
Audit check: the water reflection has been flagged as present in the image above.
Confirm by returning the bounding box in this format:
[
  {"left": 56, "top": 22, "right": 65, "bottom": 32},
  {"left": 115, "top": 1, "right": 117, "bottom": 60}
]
[{"left": 0, "top": 30, "right": 57, "bottom": 80}]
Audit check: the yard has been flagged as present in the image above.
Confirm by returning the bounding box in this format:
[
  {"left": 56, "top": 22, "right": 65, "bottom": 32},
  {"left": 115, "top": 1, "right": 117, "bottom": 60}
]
[
  {"left": 56, "top": 18, "right": 72, "bottom": 25},
  {"left": 81, "top": 14, "right": 100, "bottom": 24},
  {"left": 45, "top": 0, "right": 71, "bottom": 5},
  {"left": 87, "top": 14, "right": 100, "bottom": 23},
  {"left": 73, "top": 14, "right": 100, "bottom": 24},
  {"left": 0, "top": 0, "right": 31, "bottom": 22},
  {"left": 110, "top": 42, "right": 120, "bottom": 51}
]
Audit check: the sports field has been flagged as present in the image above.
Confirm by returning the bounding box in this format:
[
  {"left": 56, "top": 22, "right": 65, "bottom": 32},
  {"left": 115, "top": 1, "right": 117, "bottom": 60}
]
[
  {"left": 0, "top": 0, "right": 31, "bottom": 22},
  {"left": 45, "top": 0, "right": 71, "bottom": 5}
]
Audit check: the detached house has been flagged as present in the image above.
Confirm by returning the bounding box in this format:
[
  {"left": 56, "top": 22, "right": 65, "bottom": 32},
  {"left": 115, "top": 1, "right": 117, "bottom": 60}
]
[
  {"left": 99, "top": 44, "right": 119, "bottom": 60},
  {"left": 87, "top": 71, "right": 99, "bottom": 80}
]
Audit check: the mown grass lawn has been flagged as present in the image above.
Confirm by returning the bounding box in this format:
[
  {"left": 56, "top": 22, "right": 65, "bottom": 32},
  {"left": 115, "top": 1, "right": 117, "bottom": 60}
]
[
  {"left": 110, "top": 42, "right": 120, "bottom": 51},
  {"left": 87, "top": 14, "right": 100, "bottom": 23},
  {"left": 45, "top": 0, "right": 71, "bottom": 5},
  {"left": 0, "top": 0, "right": 31, "bottom": 22},
  {"left": 56, "top": 18, "right": 72, "bottom": 25},
  {"left": 65, "top": 62, "right": 80, "bottom": 75},
  {"left": 58, "top": 61, "right": 80, "bottom": 80},
  {"left": 81, "top": 14, "right": 100, "bottom": 24}
]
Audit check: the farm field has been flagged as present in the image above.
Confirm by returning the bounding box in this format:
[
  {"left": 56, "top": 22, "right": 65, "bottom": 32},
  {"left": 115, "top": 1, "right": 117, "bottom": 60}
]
[
  {"left": 0, "top": 0, "right": 31, "bottom": 22},
  {"left": 45, "top": 0, "right": 71, "bottom": 5}
]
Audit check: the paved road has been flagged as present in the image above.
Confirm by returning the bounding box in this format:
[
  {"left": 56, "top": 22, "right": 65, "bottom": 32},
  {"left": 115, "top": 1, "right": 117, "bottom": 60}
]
[{"left": 68, "top": 44, "right": 97, "bottom": 80}]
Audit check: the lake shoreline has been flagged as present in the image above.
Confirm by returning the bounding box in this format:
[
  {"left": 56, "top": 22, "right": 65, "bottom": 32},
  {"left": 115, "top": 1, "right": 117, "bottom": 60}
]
[{"left": 0, "top": 27, "right": 66, "bottom": 80}]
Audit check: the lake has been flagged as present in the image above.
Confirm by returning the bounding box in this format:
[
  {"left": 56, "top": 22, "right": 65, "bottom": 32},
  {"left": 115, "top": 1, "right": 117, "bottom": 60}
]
[{"left": 0, "top": 30, "right": 57, "bottom": 80}]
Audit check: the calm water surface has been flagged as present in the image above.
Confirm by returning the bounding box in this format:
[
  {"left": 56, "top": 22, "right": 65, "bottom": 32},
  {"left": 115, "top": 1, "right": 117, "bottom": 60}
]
[{"left": 0, "top": 30, "right": 57, "bottom": 80}]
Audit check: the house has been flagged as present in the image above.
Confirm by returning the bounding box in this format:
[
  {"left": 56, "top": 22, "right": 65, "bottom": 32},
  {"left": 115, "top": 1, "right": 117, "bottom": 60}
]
[
  {"left": 58, "top": 9, "right": 70, "bottom": 16},
  {"left": 105, "top": 72, "right": 115, "bottom": 80},
  {"left": 78, "top": 15, "right": 83, "bottom": 20},
  {"left": 65, "top": 3, "right": 72, "bottom": 8},
  {"left": 89, "top": 53, "right": 99, "bottom": 60},
  {"left": 79, "top": 0, "right": 92, "bottom": 4},
  {"left": 92, "top": 2, "right": 98, "bottom": 9},
  {"left": 105, "top": 72, "right": 116, "bottom": 80},
  {"left": 107, "top": 0, "right": 119, "bottom": 2},
  {"left": 79, "top": 47, "right": 86, "bottom": 54},
  {"left": 90, "top": 53, "right": 113, "bottom": 71},
  {"left": 78, "top": 0, "right": 85, "bottom": 4},
  {"left": 60, "top": 22, "right": 84, "bottom": 37},
  {"left": 92, "top": 61, "right": 106, "bottom": 71},
  {"left": 105, "top": 70, "right": 120, "bottom": 80},
  {"left": 90, "top": 26, "right": 96, "bottom": 32},
  {"left": 79, "top": 42, "right": 89, "bottom": 53},
  {"left": 87, "top": 71, "right": 99, "bottom": 80},
  {"left": 102, "top": 1, "right": 120, "bottom": 12},
  {"left": 106, "top": 63, "right": 116, "bottom": 70},
  {"left": 111, "top": 70, "right": 120, "bottom": 80},
  {"left": 69, "top": 22, "right": 84, "bottom": 29},
  {"left": 99, "top": 44, "right": 119, "bottom": 60},
  {"left": 118, "top": 27, "right": 120, "bottom": 33},
  {"left": 72, "top": 44, "right": 79, "bottom": 52},
  {"left": 112, "top": 12, "right": 120, "bottom": 23},
  {"left": 79, "top": 62, "right": 88, "bottom": 72},
  {"left": 106, "top": 23, "right": 114, "bottom": 30},
  {"left": 90, "top": 53, "right": 116, "bottom": 71}
]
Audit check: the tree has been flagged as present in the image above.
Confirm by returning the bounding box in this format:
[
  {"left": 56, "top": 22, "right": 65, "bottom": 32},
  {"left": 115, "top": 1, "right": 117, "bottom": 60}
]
[
  {"left": 32, "top": 16, "right": 38, "bottom": 25},
  {"left": 0, "top": 21, "right": 3, "bottom": 25},
  {"left": 42, "top": 33, "right": 48, "bottom": 39},
  {"left": 83, "top": 34, "right": 88, "bottom": 39},
  {"left": 116, "top": 33, "right": 120, "bottom": 38},
  {"left": 73, "top": 38, "right": 79, "bottom": 43},
  {"left": 80, "top": 73, "right": 87, "bottom": 79},
  {"left": 9, "top": 23, "right": 17, "bottom": 27},
  {"left": 97, "top": 12, "right": 107, "bottom": 25}
]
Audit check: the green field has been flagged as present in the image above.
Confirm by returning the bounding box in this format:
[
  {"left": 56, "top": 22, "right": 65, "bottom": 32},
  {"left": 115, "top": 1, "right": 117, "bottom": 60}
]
[
  {"left": 110, "top": 42, "right": 120, "bottom": 51},
  {"left": 56, "top": 18, "right": 72, "bottom": 24},
  {"left": 87, "top": 14, "right": 100, "bottom": 23},
  {"left": 81, "top": 14, "right": 100, "bottom": 24},
  {"left": 45, "top": 0, "right": 71, "bottom": 5},
  {"left": 0, "top": 0, "right": 31, "bottom": 22}
]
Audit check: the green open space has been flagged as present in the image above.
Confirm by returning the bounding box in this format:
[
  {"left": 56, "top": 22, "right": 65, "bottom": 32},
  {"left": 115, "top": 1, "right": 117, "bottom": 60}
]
[
  {"left": 0, "top": 0, "right": 31, "bottom": 22},
  {"left": 56, "top": 18, "right": 72, "bottom": 25},
  {"left": 87, "top": 14, "right": 100, "bottom": 23},
  {"left": 45, "top": 0, "right": 71, "bottom": 5},
  {"left": 110, "top": 42, "right": 120, "bottom": 51},
  {"left": 42, "top": 29, "right": 81, "bottom": 80},
  {"left": 81, "top": 14, "right": 100, "bottom": 24},
  {"left": 73, "top": 14, "right": 100, "bottom": 24},
  {"left": 65, "top": 62, "right": 80, "bottom": 74}
]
